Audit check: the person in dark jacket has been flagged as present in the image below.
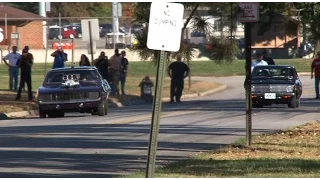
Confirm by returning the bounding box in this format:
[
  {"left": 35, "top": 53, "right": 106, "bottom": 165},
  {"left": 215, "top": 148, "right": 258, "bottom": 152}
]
[
  {"left": 94, "top": 51, "right": 109, "bottom": 80},
  {"left": 79, "top": 54, "right": 91, "bottom": 66},
  {"left": 16, "top": 49, "right": 33, "bottom": 101},
  {"left": 262, "top": 50, "right": 275, "bottom": 65},
  {"left": 51, "top": 46, "right": 68, "bottom": 69},
  {"left": 168, "top": 55, "right": 189, "bottom": 103},
  {"left": 120, "top": 50, "right": 129, "bottom": 95}
]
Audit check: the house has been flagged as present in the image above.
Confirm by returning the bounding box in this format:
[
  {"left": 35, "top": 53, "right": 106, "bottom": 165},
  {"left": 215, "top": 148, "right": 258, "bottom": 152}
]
[{"left": 0, "top": 4, "right": 45, "bottom": 50}]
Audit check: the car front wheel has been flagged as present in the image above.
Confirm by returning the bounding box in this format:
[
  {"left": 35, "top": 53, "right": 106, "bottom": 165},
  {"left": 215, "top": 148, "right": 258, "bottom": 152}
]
[
  {"left": 288, "top": 96, "right": 299, "bottom": 108},
  {"left": 39, "top": 108, "right": 46, "bottom": 118},
  {"left": 48, "top": 111, "right": 65, "bottom": 118},
  {"left": 97, "top": 102, "right": 105, "bottom": 116}
]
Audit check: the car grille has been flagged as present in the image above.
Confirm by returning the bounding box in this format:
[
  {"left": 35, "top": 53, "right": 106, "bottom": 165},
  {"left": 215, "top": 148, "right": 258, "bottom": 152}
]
[
  {"left": 253, "top": 85, "right": 288, "bottom": 93},
  {"left": 53, "top": 92, "right": 87, "bottom": 101}
]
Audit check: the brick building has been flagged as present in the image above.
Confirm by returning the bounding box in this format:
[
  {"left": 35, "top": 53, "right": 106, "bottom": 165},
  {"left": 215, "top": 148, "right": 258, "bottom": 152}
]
[{"left": 0, "top": 5, "right": 44, "bottom": 50}]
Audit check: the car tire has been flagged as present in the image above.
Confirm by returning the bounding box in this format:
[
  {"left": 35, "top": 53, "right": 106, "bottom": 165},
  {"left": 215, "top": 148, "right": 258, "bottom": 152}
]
[
  {"left": 289, "top": 96, "right": 298, "bottom": 108},
  {"left": 253, "top": 103, "right": 263, "bottom": 108},
  {"left": 104, "top": 100, "right": 108, "bottom": 115},
  {"left": 97, "top": 102, "right": 105, "bottom": 116},
  {"left": 48, "top": 111, "right": 65, "bottom": 118},
  {"left": 39, "top": 108, "right": 46, "bottom": 118},
  {"left": 296, "top": 98, "right": 300, "bottom": 108}
]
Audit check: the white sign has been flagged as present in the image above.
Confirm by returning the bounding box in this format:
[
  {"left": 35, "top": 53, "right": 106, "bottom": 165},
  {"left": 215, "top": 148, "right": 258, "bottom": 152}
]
[
  {"left": 238, "top": 2, "right": 259, "bottom": 22},
  {"left": 81, "top": 19, "right": 100, "bottom": 42},
  {"left": 147, "top": 2, "right": 184, "bottom": 52},
  {"left": 0, "top": 28, "right": 3, "bottom": 43}
]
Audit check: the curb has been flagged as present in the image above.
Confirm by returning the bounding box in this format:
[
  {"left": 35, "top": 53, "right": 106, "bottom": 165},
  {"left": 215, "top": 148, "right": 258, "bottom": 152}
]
[{"left": 2, "top": 84, "right": 228, "bottom": 119}]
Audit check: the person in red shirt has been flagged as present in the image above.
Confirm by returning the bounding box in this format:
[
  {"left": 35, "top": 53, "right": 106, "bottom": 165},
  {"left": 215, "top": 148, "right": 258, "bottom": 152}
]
[{"left": 311, "top": 51, "right": 320, "bottom": 99}]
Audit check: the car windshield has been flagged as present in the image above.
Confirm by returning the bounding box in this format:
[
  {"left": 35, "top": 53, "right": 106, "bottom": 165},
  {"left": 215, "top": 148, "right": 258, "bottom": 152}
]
[
  {"left": 44, "top": 69, "right": 100, "bottom": 86},
  {"left": 252, "top": 67, "right": 295, "bottom": 79}
]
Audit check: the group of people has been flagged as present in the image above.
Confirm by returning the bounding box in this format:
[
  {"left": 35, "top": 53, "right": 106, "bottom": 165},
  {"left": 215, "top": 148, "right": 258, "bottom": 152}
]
[
  {"left": 1, "top": 46, "right": 34, "bottom": 101},
  {"left": 251, "top": 51, "right": 275, "bottom": 70},
  {"left": 76, "top": 49, "right": 129, "bottom": 96}
]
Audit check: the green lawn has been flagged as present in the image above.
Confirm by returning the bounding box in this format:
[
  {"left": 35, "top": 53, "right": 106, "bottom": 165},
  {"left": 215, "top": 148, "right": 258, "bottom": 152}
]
[
  {"left": 124, "top": 121, "right": 320, "bottom": 178},
  {"left": 0, "top": 59, "right": 312, "bottom": 89}
]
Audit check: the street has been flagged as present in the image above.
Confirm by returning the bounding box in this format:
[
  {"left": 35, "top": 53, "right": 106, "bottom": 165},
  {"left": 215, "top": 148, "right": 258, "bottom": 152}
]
[{"left": 0, "top": 76, "right": 319, "bottom": 177}]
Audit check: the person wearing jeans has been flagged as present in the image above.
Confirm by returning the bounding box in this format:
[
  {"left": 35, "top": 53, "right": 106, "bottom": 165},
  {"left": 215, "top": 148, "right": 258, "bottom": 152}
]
[
  {"left": 1, "top": 46, "right": 21, "bottom": 91},
  {"left": 311, "top": 51, "right": 320, "bottom": 99}
]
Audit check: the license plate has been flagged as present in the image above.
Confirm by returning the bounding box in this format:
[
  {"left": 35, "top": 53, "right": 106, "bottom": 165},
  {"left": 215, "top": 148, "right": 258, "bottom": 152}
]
[{"left": 264, "top": 93, "right": 276, "bottom": 99}]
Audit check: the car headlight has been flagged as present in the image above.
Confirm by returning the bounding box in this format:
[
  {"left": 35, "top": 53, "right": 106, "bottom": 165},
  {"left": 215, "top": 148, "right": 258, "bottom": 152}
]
[
  {"left": 88, "top": 92, "right": 100, "bottom": 100},
  {"left": 39, "top": 94, "right": 52, "bottom": 102},
  {"left": 251, "top": 85, "right": 255, "bottom": 92},
  {"left": 286, "top": 85, "right": 294, "bottom": 92}
]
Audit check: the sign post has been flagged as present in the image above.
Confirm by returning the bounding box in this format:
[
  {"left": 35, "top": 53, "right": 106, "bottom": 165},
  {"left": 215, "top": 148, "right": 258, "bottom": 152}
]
[
  {"left": 238, "top": 2, "right": 259, "bottom": 147},
  {"left": 145, "top": 2, "right": 184, "bottom": 178},
  {"left": 81, "top": 19, "right": 100, "bottom": 66}
]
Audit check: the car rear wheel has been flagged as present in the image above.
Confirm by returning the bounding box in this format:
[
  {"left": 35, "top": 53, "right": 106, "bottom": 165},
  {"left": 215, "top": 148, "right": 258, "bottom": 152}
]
[
  {"left": 104, "top": 100, "right": 108, "bottom": 115},
  {"left": 288, "top": 96, "right": 298, "bottom": 108}
]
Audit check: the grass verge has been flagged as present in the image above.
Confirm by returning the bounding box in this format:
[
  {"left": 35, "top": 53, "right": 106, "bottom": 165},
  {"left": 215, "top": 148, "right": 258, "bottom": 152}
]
[{"left": 125, "top": 121, "right": 320, "bottom": 178}]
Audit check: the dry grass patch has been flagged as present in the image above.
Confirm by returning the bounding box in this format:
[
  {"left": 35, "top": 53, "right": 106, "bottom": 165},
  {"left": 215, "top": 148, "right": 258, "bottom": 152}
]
[{"left": 125, "top": 121, "right": 320, "bottom": 178}]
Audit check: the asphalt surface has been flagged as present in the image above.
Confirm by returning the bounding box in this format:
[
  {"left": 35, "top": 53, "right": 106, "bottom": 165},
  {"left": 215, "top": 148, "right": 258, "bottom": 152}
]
[{"left": 0, "top": 76, "right": 319, "bottom": 177}]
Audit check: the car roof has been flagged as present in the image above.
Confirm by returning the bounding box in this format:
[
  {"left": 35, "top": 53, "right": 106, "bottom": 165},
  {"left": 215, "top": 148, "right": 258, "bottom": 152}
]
[
  {"left": 47, "top": 66, "right": 98, "bottom": 73},
  {"left": 254, "top": 65, "right": 296, "bottom": 69}
]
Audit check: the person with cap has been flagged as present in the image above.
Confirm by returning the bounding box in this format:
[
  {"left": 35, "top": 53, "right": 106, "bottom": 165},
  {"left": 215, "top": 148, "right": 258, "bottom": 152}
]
[
  {"left": 109, "top": 48, "right": 122, "bottom": 95},
  {"left": 1, "top": 46, "right": 21, "bottom": 91},
  {"left": 262, "top": 50, "right": 275, "bottom": 65},
  {"left": 251, "top": 52, "right": 268, "bottom": 71},
  {"left": 311, "top": 51, "right": 320, "bottom": 99},
  {"left": 51, "top": 46, "right": 68, "bottom": 69},
  {"left": 120, "top": 50, "right": 129, "bottom": 95},
  {"left": 15, "top": 49, "right": 33, "bottom": 101},
  {"left": 168, "top": 55, "right": 189, "bottom": 103}
]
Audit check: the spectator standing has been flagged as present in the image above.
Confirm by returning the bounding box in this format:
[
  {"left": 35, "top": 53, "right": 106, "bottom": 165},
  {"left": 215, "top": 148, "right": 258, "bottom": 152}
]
[
  {"left": 167, "top": 55, "right": 189, "bottom": 103},
  {"left": 262, "top": 50, "right": 275, "bottom": 65},
  {"left": 311, "top": 51, "right": 320, "bottom": 99},
  {"left": 94, "top": 51, "right": 109, "bottom": 81},
  {"left": 109, "top": 49, "right": 122, "bottom": 95},
  {"left": 51, "top": 46, "right": 68, "bottom": 69},
  {"left": 251, "top": 52, "right": 268, "bottom": 71},
  {"left": 120, "top": 50, "right": 129, "bottom": 95},
  {"left": 79, "top": 54, "right": 91, "bottom": 66},
  {"left": 16, "top": 49, "right": 33, "bottom": 101},
  {"left": 1, "top": 46, "right": 21, "bottom": 91}
]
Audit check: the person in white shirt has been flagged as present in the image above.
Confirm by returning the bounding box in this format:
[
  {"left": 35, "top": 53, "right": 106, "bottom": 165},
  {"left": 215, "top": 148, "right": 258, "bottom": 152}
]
[
  {"left": 1, "top": 46, "right": 21, "bottom": 91},
  {"left": 251, "top": 52, "right": 268, "bottom": 71}
]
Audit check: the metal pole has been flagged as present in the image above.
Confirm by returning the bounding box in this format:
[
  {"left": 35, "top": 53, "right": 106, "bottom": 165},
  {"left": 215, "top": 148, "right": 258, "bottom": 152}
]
[
  {"left": 146, "top": 51, "right": 167, "bottom": 178},
  {"left": 44, "top": 21, "right": 49, "bottom": 76},
  {"left": 112, "top": 2, "right": 116, "bottom": 49},
  {"left": 71, "top": 37, "right": 74, "bottom": 67},
  {"left": 88, "top": 21, "right": 94, "bottom": 66},
  {"left": 59, "top": 13, "right": 61, "bottom": 44},
  {"left": 245, "top": 22, "right": 252, "bottom": 147},
  {"left": 5, "top": 13, "right": 7, "bottom": 45}
]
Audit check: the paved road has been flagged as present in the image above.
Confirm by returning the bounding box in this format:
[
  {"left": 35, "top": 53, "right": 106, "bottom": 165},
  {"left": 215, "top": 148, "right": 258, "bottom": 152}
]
[{"left": 0, "top": 76, "right": 319, "bottom": 177}]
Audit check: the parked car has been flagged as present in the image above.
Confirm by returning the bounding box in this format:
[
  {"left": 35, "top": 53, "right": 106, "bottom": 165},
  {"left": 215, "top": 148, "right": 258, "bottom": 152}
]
[
  {"left": 37, "top": 67, "right": 111, "bottom": 118},
  {"left": 48, "top": 26, "right": 78, "bottom": 39},
  {"left": 251, "top": 65, "right": 302, "bottom": 108},
  {"left": 64, "top": 25, "right": 82, "bottom": 38}
]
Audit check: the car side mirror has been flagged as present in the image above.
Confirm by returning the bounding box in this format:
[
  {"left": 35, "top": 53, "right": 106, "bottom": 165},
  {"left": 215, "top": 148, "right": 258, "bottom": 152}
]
[{"left": 103, "top": 79, "right": 111, "bottom": 92}]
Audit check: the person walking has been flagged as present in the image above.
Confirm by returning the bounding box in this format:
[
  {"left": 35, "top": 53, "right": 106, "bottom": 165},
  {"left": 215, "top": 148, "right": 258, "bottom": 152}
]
[
  {"left": 15, "top": 49, "right": 33, "bottom": 101},
  {"left": 1, "top": 46, "right": 21, "bottom": 91},
  {"left": 120, "top": 50, "right": 129, "bottom": 95},
  {"left": 262, "top": 50, "right": 275, "bottom": 65},
  {"left": 109, "top": 49, "right": 122, "bottom": 95},
  {"left": 167, "top": 55, "right": 189, "bottom": 103},
  {"left": 51, "top": 46, "right": 68, "bottom": 69},
  {"left": 311, "top": 51, "right": 320, "bottom": 99},
  {"left": 79, "top": 54, "right": 91, "bottom": 66},
  {"left": 94, "top": 51, "right": 109, "bottom": 81}
]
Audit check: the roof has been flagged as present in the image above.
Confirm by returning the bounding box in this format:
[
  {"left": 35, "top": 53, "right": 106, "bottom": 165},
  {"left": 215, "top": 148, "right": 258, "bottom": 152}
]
[
  {"left": 0, "top": 4, "right": 46, "bottom": 21},
  {"left": 48, "top": 66, "right": 97, "bottom": 72}
]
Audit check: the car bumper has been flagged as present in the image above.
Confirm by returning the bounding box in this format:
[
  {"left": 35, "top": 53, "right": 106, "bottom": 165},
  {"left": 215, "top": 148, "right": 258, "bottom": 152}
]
[
  {"left": 38, "top": 100, "right": 102, "bottom": 112},
  {"left": 251, "top": 92, "right": 295, "bottom": 104}
]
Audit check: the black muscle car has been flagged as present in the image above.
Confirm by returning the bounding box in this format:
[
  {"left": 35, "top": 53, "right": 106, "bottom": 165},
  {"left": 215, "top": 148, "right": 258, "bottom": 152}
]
[
  {"left": 251, "top": 65, "right": 302, "bottom": 108},
  {"left": 37, "top": 67, "right": 111, "bottom": 118}
]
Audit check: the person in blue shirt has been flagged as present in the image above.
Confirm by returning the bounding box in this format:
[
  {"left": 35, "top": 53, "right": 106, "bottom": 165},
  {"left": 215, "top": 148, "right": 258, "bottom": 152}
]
[{"left": 51, "top": 46, "right": 68, "bottom": 69}]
